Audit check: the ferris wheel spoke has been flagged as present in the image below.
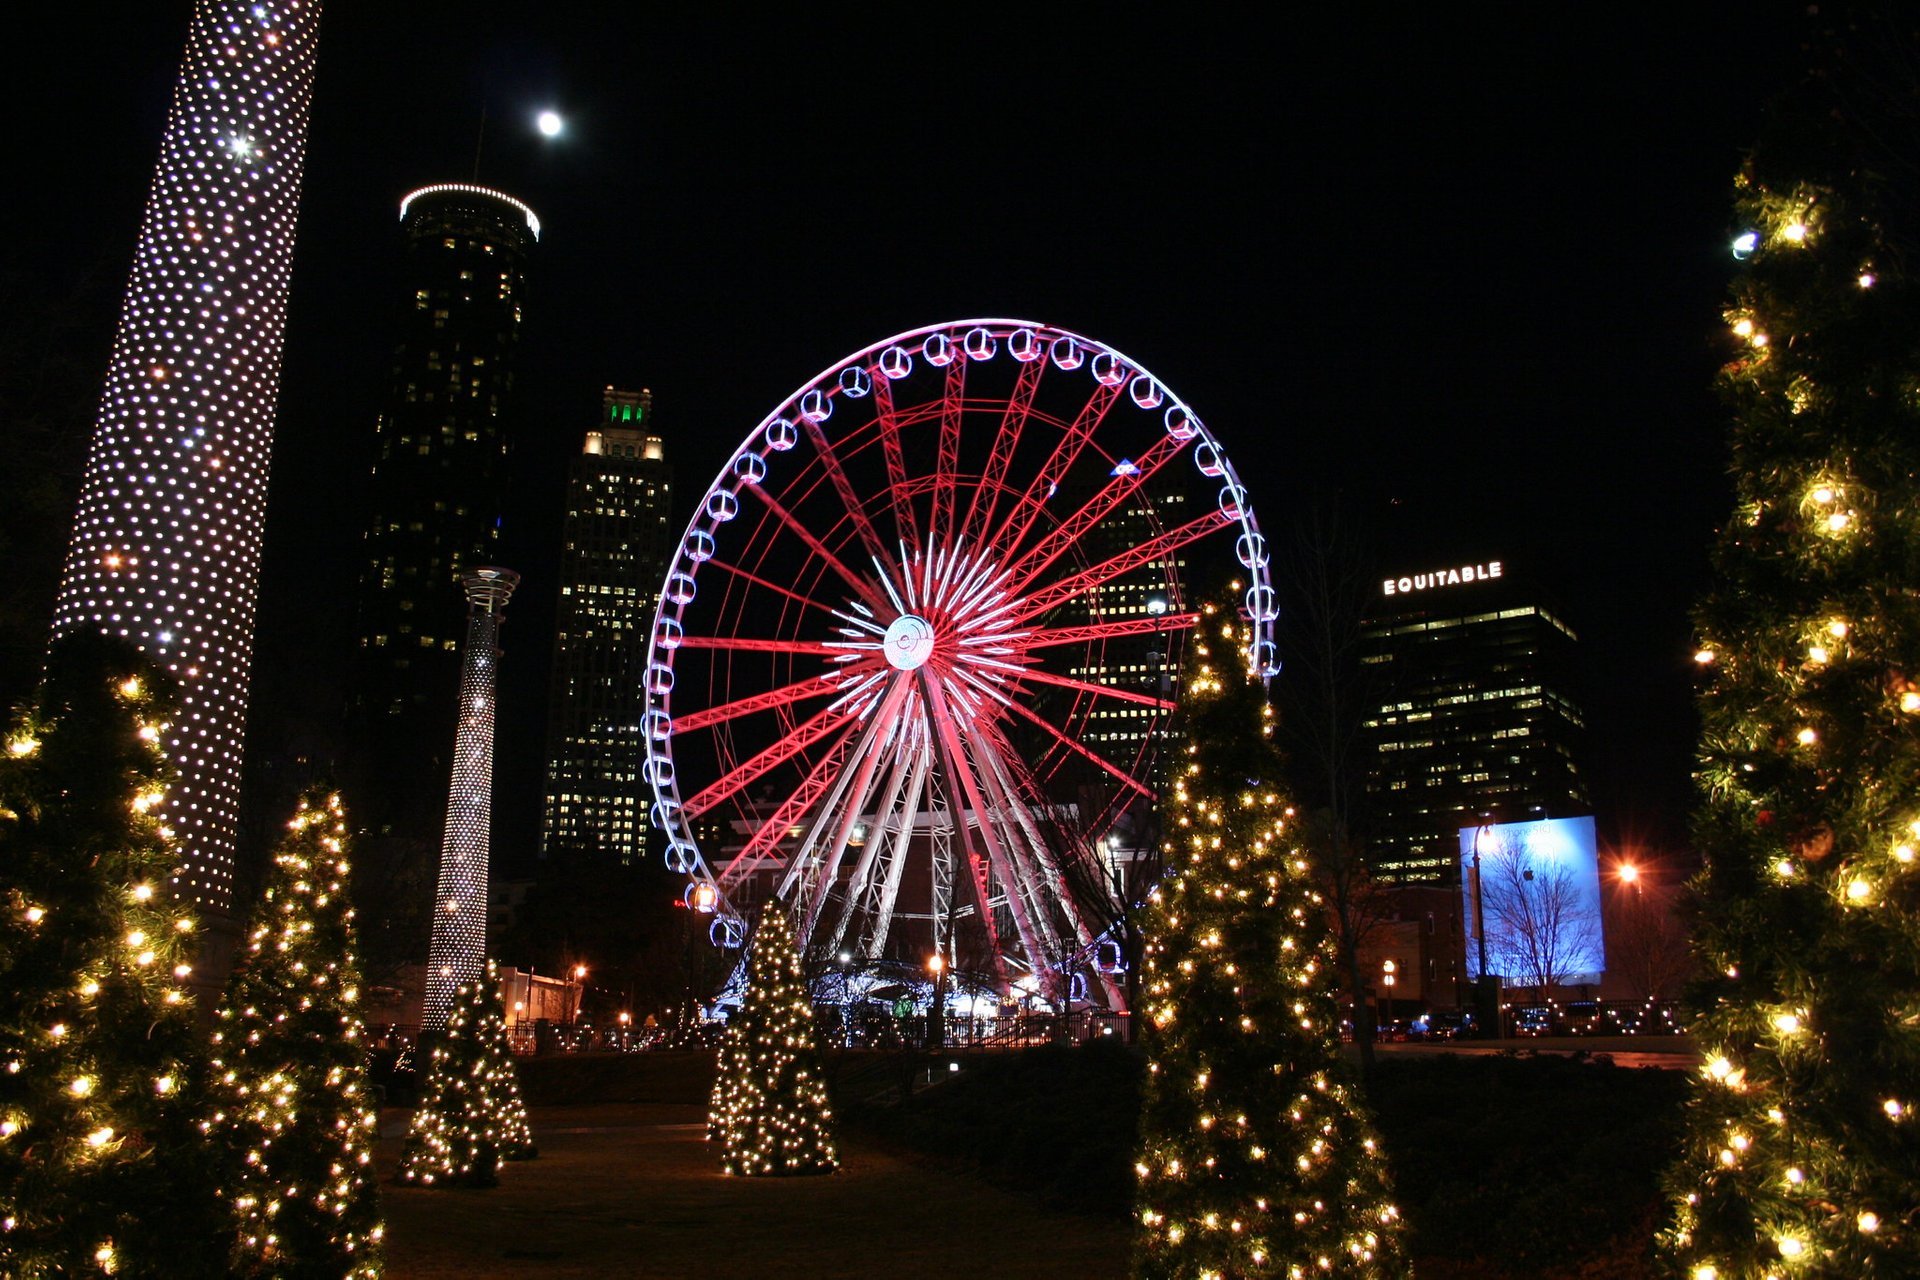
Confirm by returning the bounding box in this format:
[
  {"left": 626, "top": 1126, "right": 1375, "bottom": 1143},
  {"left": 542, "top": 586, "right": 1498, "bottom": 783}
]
[
  {"left": 681, "top": 704, "right": 854, "bottom": 819},
  {"left": 740, "top": 483, "right": 889, "bottom": 615},
  {"left": 871, "top": 370, "right": 921, "bottom": 559},
  {"left": 825, "top": 731, "right": 929, "bottom": 958},
  {"left": 706, "top": 558, "right": 848, "bottom": 619},
  {"left": 1010, "top": 509, "right": 1234, "bottom": 626},
  {"left": 988, "top": 380, "right": 1124, "bottom": 562},
  {"left": 1009, "top": 665, "right": 1177, "bottom": 712},
  {"left": 715, "top": 728, "right": 862, "bottom": 893},
  {"left": 1002, "top": 695, "right": 1155, "bottom": 800},
  {"left": 1016, "top": 611, "right": 1199, "bottom": 650},
  {"left": 929, "top": 357, "right": 967, "bottom": 553},
  {"left": 801, "top": 415, "right": 900, "bottom": 578},
  {"left": 672, "top": 635, "right": 847, "bottom": 656},
  {"left": 959, "top": 355, "right": 1044, "bottom": 551},
  {"left": 671, "top": 669, "right": 864, "bottom": 735},
  {"left": 1005, "top": 430, "right": 1190, "bottom": 595}
]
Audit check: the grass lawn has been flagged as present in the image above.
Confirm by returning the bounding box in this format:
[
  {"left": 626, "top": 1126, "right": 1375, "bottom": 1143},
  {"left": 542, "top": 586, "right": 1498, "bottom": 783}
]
[{"left": 379, "top": 1045, "right": 1688, "bottom": 1278}]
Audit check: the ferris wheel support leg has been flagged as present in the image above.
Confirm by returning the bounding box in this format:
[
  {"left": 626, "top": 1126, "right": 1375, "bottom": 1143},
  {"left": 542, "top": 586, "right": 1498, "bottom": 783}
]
[
  {"left": 973, "top": 728, "right": 1127, "bottom": 1012},
  {"left": 921, "top": 677, "right": 1018, "bottom": 991},
  {"left": 827, "top": 735, "right": 928, "bottom": 959},
  {"left": 923, "top": 675, "right": 1052, "bottom": 999}
]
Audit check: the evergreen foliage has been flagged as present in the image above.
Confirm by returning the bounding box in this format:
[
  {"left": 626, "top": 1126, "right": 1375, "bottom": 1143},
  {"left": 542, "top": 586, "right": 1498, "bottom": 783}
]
[
  {"left": 0, "top": 632, "right": 225, "bottom": 1276},
  {"left": 1663, "top": 97, "right": 1920, "bottom": 1278},
  {"left": 395, "top": 960, "right": 533, "bottom": 1188},
  {"left": 709, "top": 900, "right": 837, "bottom": 1176},
  {"left": 1133, "top": 601, "right": 1405, "bottom": 1278},
  {"left": 211, "top": 790, "right": 383, "bottom": 1277}
]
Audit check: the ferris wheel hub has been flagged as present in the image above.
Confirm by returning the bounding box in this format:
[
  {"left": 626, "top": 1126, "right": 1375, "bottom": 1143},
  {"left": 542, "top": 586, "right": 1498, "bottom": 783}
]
[{"left": 883, "top": 614, "right": 936, "bottom": 671}]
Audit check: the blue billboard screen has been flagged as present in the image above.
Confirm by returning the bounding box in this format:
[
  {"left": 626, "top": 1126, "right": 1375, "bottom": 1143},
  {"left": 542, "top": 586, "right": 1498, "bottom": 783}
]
[{"left": 1459, "top": 816, "right": 1605, "bottom": 986}]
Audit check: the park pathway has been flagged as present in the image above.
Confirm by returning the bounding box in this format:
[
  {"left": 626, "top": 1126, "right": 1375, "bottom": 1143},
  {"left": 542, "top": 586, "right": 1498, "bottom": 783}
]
[{"left": 378, "top": 1102, "right": 1128, "bottom": 1279}]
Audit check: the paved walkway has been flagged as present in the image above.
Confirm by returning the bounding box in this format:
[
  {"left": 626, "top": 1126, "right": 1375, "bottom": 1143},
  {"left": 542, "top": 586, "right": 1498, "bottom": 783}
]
[{"left": 378, "top": 1103, "right": 1128, "bottom": 1279}]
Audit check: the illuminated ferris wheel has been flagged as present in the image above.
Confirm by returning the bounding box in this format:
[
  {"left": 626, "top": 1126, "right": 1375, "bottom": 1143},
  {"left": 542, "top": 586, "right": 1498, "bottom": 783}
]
[{"left": 643, "top": 320, "right": 1276, "bottom": 1006}]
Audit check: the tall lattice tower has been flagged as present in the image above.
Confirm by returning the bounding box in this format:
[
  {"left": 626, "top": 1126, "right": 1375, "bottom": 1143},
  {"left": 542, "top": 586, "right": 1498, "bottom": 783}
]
[
  {"left": 423, "top": 567, "right": 518, "bottom": 1032},
  {"left": 50, "top": 0, "right": 322, "bottom": 911}
]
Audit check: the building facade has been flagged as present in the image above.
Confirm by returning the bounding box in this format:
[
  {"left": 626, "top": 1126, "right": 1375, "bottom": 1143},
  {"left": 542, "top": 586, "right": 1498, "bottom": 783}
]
[
  {"left": 51, "top": 0, "right": 320, "bottom": 910},
  {"left": 349, "top": 183, "right": 539, "bottom": 843},
  {"left": 1358, "top": 560, "right": 1588, "bottom": 884},
  {"left": 540, "top": 388, "right": 673, "bottom": 862}
]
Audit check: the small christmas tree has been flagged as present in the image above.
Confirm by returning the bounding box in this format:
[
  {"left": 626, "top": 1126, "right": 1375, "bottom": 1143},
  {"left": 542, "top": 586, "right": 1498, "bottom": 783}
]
[
  {"left": 1133, "top": 601, "right": 1404, "bottom": 1278},
  {"left": 0, "top": 632, "right": 226, "bottom": 1276},
  {"left": 708, "top": 901, "right": 837, "bottom": 1176},
  {"left": 395, "top": 960, "right": 533, "bottom": 1187},
  {"left": 210, "top": 790, "right": 383, "bottom": 1277},
  {"left": 1663, "top": 87, "right": 1920, "bottom": 1278}
]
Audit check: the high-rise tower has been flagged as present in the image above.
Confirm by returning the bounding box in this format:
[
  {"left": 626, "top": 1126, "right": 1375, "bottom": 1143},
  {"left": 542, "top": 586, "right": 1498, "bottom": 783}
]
[
  {"left": 1357, "top": 560, "right": 1589, "bottom": 883},
  {"left": 423, "top": 567, "right": 517, "bottom": 1032},
  {"left": 350, "top": 184, "right": 539, "bottom": 843},
  {"left": 51, "top": 0, "right": 321, "bottom": 910},
  {"left": 540, "top": 388, "right": 673, "bottom": 863}
]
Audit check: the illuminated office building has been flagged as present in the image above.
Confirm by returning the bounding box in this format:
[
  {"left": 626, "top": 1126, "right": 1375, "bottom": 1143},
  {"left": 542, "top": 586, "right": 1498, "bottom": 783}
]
[
  {"left": 540, "top": 388, "right": 673, "bottom": 862},
  {"left": 349, "top": 183, "right": 539, "bottom": 842},
  {"left": 1358, "top": 560, "right": 1589, "bottom": 884},
  {"left": 50, "top": 0, "right": 321, "bottom": 910}
]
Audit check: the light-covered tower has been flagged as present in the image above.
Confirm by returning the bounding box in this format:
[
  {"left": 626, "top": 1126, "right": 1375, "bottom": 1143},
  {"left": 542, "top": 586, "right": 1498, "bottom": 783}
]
[
  {"left": 50, "top": 0, "right": 322, "bottom": 910},
  {"left": 423, "top": 567, "right": 518, "bottom": 1032}
]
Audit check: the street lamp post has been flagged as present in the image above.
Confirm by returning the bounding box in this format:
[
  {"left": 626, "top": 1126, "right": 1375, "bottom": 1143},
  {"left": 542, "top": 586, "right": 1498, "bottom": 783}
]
[{"left": 1471, "top": 824, "right": 1502, "bottom": 1039}]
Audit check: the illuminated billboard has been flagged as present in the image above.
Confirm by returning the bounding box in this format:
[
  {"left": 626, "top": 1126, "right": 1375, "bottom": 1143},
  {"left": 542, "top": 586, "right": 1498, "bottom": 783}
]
[{"left": 1459, "top": 816, "right": 1605, "bottom": 987}]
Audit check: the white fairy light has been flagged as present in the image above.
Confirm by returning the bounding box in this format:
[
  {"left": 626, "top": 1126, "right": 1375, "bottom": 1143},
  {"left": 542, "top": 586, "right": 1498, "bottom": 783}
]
[{"left": 48, "top": 0, "right": 321, "bottom": 910}]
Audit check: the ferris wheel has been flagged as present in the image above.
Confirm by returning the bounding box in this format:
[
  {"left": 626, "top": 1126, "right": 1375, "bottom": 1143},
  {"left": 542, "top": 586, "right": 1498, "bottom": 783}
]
[{"left": 643, "top": 320, "right": 1276, "bottom": 1006}]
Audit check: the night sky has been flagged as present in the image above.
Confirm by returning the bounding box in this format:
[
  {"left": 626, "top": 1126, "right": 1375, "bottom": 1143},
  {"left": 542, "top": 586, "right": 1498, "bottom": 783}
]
[{"left": 2, "top": 5, "right": 1813, "bottom": 870}]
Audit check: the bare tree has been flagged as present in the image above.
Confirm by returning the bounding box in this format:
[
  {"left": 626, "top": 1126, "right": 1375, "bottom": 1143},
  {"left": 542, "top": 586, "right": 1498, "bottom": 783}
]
[
  {"left": 1479, "top": 839, "right": 1602, "bottom": 1005},
  {"left": 1607, "top": 882, "right": 1692, "bottom": 1003},
  {"left": 1272, "top": 499, "right": 1395, "bottom": 1070}
]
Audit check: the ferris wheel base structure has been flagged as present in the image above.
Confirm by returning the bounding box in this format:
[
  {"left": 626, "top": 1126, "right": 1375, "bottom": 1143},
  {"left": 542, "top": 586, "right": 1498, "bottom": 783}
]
[{"left": 643, "top": 320, "right": 1277, "bottom": 1010}]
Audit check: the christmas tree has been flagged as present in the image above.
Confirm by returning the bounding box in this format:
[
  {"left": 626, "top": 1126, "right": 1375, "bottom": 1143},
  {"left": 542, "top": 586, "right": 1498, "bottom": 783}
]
[
  {"left": 1663, "top": 94, "right": 1920, "bottom": 1278},
  {"left": 210, "top": 790, "right": 383, "bottom": 1277},
  {"left": 0, "top": 632, "right": 226, "bottom": 1276},
  {"left": 708, "top": 900, "right": 837, "bottom": 1176},
  {"left": 1133, "top": 601, "right": 1404, "bottom": 1278},
  {"left": 395, "top": 960, "right": 534, "bottom": 1188}
]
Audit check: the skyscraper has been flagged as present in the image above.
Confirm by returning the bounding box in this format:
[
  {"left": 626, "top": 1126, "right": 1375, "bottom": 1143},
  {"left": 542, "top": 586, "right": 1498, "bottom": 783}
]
[
  {"left": 1358, "top": 560, "right": 1589, "bottom": 883},
  {"left": 540, "top": 388, "right": 673, "bottom": 863},
  {"left": 51, "top": 0, "right": 321, "bottom": 910},
  {"left": 349, "top": 183, "right": 539, "bottom": 843},
  {"left": 424, "top": 567, "right": 517, "bottom": 1032}
]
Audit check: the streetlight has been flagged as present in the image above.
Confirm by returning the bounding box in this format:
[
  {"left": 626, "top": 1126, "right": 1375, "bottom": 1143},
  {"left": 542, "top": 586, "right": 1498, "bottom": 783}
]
[
  {"left": 1471, "top": 823, "right": 1501, "bottom": 1039},
  {"left": 926, "top": 952, "right": 947, "bottom": 1050},
  {"left": 1381, "top": 958, "right": 1397, "bottom": 1023}
]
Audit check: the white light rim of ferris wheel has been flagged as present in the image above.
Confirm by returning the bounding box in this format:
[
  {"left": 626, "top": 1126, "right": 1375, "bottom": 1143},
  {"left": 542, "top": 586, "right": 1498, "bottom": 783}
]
[{"left": 641, "top": 317, "right": 1279, "bottom": 944}]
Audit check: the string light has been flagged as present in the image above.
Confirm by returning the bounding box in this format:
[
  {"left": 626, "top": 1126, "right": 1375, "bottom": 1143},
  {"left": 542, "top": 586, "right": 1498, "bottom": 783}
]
[
  {"left": 398, "top": 959, "right": 536, "bottom": 1186},
  {"left": 209, "top": 792, "right": 382, "bottom": 1275},
  {"left": 1133, "top": 603, "right": 1403, "bottom": 1275},
  {"left": 47, "top": 0, "right": 320, "bottom": 910},
  {"left": 423, "top": 570, "right": 519, "bottom": 1031},
  {"left": 709, "top": 901, "right": 838, "bottom": 1176}
]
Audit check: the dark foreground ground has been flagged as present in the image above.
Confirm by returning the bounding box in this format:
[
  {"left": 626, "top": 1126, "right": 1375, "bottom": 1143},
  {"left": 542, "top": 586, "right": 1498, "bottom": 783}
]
[{"left": 379, "top": 1046, "right": 1688, "bottom": 1279}]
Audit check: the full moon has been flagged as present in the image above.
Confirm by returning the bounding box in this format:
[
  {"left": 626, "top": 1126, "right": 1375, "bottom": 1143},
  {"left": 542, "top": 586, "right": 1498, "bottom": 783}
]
[{"left": 536, "top": 110, "right": 564, "bottom": 138}]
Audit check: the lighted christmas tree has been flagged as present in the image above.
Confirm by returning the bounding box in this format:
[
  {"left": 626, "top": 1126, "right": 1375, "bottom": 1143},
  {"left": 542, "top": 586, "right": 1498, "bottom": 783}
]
[
  {"left": 0, "top": 633, "right": 226, "bottom": 1276},
  {"left": 210, "top": 790, "right": 383, "bottom": 1277},
  {"left": 709, "top": 900, "right": 837, "bottom": 1176},
  {"left": 1133, "top": 601, "right": 1404, "bottom": 1278},
  {"left": 395, "top": 960, "right": 534, "bottom": 1188},
  {"left": 1663, "top": 98, "right": 1920, "bottom": 1278}
]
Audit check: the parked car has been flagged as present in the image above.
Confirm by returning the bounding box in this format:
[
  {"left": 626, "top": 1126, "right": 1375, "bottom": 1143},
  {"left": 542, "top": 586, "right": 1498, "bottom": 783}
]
[
  {"left": 1513, "top": 1005, "right": 1554, "bottom": 1036},
  {"left": 1409, "top": 1010, "right": 1476, "bottom": 1040}
]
